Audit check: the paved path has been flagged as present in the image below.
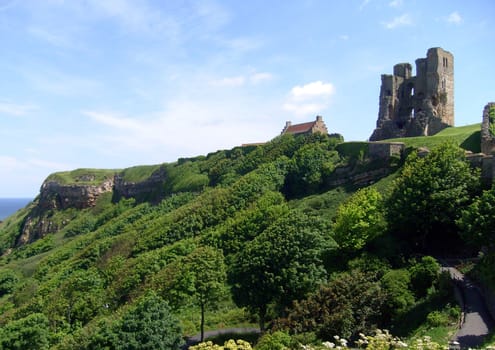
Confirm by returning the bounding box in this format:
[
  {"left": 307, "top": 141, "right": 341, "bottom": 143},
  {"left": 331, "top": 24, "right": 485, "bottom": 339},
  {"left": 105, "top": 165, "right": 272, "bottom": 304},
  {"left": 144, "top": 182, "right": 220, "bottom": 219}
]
[{"left": 442, "top": 264, "right": 495, "bottom": 349}]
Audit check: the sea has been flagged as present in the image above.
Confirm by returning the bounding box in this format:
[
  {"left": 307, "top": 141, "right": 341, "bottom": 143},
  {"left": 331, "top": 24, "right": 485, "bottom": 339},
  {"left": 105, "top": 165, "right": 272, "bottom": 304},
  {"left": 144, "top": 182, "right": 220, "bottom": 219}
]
[{"left": 0, "top": 198, "right": 32, "bottom": 221}]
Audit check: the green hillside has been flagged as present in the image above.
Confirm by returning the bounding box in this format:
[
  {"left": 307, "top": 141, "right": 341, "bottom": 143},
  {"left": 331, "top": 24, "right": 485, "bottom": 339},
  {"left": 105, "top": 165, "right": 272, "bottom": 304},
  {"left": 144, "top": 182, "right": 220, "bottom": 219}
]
[
  {"left": 388, "top": 123, "right": 481, "bottom": 152},
  {"left": 0, "top": 126, "right": 493, "bottom": 349}
]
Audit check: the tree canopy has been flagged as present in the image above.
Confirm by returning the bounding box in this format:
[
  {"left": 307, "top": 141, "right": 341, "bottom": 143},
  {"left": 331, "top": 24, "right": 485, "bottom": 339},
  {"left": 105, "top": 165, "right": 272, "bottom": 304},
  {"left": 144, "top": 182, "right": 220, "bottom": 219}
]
[{"left": 387, "top": 142, "right": 480, "bottom": 252}]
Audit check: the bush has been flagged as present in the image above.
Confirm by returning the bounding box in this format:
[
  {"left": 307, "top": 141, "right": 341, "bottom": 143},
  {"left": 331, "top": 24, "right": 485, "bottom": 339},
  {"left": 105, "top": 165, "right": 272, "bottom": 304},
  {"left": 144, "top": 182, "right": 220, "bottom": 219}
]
[
  {"left": 0, "top": 269, "right": 19, "bottom": 296},
  {"left": 409, "top": 256, "right": 440, "bottom": 298},
  {"left": 190, "top": 340, "right": 252, "bottom": 350},
  {"left": 255, "top": 331, "right": 292, "bottom": 350}
]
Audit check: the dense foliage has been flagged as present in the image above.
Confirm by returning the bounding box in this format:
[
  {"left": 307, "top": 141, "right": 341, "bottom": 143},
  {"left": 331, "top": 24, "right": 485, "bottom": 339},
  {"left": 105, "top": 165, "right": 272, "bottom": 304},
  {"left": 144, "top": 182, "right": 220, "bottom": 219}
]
[{"left": 0, "top": 127, "right": 490, "bottom": 348}]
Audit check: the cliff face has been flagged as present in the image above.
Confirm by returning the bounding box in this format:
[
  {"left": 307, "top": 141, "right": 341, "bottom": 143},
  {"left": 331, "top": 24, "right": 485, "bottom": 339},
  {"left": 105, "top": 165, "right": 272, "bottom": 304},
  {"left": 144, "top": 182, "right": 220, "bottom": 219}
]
[
  {"left": 39, "top": 178, "right": 115, "bottom": 211},
  {"left": 113, "top": 167, "right": 167, "bottom": 202},
  {"left": 16, "top": 167, "right": 168, "bottom": 245}
]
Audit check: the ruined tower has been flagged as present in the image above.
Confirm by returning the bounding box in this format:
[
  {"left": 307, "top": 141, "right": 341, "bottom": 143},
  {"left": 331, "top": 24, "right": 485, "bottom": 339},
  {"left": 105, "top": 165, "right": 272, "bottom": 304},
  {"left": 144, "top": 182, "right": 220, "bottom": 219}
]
[{"left": 370, "top": 47, "right": 454, "bottom": 141}]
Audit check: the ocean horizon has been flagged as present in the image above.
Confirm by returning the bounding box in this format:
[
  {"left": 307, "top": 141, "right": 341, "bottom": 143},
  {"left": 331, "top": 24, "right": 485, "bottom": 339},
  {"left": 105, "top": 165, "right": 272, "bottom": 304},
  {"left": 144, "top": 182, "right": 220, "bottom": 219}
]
[{"left": 0, "top": 198, "right": 32, "bottom": 221}]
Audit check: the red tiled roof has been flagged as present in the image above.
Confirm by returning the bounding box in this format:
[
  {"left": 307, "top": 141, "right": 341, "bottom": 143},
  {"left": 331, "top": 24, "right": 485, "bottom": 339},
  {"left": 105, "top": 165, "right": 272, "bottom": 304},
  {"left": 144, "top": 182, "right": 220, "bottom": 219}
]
[{"left": 285, "top": 121, "right": 315, "bottom": 134}]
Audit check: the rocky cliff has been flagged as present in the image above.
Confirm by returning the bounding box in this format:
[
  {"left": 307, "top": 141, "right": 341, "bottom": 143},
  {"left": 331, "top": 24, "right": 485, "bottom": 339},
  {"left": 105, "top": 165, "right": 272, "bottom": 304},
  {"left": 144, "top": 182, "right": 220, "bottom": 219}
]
[{"left": 16, "top": 166, "right": 168, "bottom": 245}]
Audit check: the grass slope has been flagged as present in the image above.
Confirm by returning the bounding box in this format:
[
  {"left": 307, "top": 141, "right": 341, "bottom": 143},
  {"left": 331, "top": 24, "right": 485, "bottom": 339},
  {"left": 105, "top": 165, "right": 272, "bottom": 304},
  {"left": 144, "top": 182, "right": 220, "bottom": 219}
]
[{"left": 388, "top": 124, "right": 481, "bottom": 153}]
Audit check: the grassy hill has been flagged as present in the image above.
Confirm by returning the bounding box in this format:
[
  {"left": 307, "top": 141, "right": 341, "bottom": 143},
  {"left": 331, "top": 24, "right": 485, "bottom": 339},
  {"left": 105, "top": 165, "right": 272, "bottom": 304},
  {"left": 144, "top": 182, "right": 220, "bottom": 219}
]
[{"left": 0, "top": 125, "right": 485, "bottom": 348}]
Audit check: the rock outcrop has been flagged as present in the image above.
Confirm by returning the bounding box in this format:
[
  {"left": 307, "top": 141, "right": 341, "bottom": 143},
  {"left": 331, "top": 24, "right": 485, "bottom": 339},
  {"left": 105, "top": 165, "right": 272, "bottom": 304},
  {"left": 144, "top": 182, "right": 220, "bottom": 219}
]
[{"left": 39, "top": 178, "right": 115, "bottom": 211}]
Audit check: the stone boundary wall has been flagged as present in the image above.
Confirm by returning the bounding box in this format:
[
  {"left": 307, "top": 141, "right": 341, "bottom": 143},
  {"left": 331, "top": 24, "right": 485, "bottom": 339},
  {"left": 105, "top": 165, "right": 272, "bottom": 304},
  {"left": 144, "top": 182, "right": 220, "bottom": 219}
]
[
  {"left": 481, "top": 102, "right": 495, "bottom": 155},
  {"left": 368, "top": 142, "right": 405, "bottom": 159}
]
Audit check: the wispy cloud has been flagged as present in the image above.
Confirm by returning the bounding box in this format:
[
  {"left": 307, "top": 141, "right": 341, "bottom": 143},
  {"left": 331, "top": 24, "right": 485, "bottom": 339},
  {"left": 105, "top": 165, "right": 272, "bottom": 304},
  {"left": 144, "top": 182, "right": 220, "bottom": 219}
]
[
  {"left": 389, "top": 0, "right": 403, "bottom": 8},
  {"left": 21, "top": 67, "right": 102, "bottom": 96},
  {"left": 0, "top": 102, "right": 38, "bottom": 116},
  {"left": 359, "top": 0, "right": 371, "bottom": 11},
  {"left": 210, "top": 72, "right": 273, "bottom": 87},
  {"left": 283, "top": 81, "right": 335, "bottom": 117},
  {"left": 382, "top": 14, "right": 413, "bottom": 29},
  {"left": 27, "top": 26, "right": 81, "bottom": 49},
  {"left": 446, "top": 11, "right": 462, "bottom": 25},
  {"left": 250, "top": 72, "right": 273, "bottom": 84},
  {"left": 84, "top": 0, "right": 177, "bottom": 35}
]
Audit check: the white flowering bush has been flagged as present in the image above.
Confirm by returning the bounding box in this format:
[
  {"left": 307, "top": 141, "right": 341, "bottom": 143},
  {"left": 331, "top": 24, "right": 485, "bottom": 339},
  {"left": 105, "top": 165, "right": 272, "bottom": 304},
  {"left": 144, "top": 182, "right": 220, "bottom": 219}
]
[
  {"left": 297, "top": 329, "right": 445, "bottom": 350},
  {"left": 189, "top": 339, "right": 252, "bottom": 350}
]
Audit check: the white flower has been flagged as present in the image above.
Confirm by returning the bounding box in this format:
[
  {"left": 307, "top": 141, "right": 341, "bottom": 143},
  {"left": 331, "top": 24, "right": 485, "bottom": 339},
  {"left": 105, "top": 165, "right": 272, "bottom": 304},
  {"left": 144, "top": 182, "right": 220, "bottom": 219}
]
[{"left": 322, "top": 341, "right": 335, "bottom": 348}]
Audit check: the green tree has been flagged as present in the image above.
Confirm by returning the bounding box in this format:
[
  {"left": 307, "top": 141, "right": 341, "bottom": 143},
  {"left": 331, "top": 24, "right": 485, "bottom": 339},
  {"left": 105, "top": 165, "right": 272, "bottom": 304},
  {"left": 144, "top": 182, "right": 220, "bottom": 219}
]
[
  {"left": 46, "top": 268, "right": 105, "bottom": 329},
  {"left": 332, "top": 187, "right": 386, "bottom": 252},
  {"left": 179, "top": 246, "right": 227, "bottom": 341},
  {"left": 115, "top": 291, "right": 182, "bottom": 350},
  {"left": 0, "top": 269, "right": 19, "bottom": 297},
  {"left": 281, "top": 270, "right": 386, "bottom": 340},
  {"left": 380, "top": 269, "right": 415, "bottom": 318},
  {"left": 387, "top": 142, "right": 479, "bottom": 252},
  {"left": 408, "top": 256, "right": 440, "bottom": 298},
  {"left": 0, "top": 313, "right": 50, "bottom": 350},
  {"left": 230, "top": 212, "right": 329, "bottom": 331},
  {"left": 458, "top": 186, "right": 495, "bottom": 248},
  {"left": 284, "top": 141, "right": 339, "bottom": 197}
]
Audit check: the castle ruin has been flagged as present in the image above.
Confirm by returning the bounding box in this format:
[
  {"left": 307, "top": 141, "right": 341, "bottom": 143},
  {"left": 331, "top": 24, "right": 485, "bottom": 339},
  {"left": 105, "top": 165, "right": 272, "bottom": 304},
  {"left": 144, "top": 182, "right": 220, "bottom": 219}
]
[{"left": 370, "top": 47, "right": 454, "bottom": 141}]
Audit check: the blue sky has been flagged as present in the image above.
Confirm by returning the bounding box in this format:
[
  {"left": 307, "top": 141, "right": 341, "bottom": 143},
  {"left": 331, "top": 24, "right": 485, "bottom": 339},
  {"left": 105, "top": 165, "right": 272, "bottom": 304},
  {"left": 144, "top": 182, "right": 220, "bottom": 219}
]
[{"left": 1, "top": 0, "right": 494, "bottom": 197}]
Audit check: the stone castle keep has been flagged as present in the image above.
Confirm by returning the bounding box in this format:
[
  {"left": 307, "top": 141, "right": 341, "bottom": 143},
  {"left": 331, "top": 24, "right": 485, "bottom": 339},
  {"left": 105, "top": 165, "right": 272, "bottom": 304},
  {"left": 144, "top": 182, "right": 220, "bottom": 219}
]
[{"left": 370, "top": 47, "right": 454, "bottom": 141}]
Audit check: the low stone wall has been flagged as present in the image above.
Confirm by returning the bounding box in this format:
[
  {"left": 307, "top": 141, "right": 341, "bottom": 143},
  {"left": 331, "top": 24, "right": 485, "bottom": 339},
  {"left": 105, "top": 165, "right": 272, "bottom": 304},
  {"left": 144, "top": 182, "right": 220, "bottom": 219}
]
[
  {"left": 481, "top": 102, "right": 495, "bottom": 155},
  {"left": 368, "top": 142, "right": 405, "bottom": 159}
]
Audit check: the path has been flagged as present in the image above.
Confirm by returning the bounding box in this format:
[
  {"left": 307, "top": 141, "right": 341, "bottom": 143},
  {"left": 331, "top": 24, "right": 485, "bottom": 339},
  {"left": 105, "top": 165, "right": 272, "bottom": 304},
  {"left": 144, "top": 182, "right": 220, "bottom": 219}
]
[{"left": 442, "top": 263, "right": 495, "bottom": 349}]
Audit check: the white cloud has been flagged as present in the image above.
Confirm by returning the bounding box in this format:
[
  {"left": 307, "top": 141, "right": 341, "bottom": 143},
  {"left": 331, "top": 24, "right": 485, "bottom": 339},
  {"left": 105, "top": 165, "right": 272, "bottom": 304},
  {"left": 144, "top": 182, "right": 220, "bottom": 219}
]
[
  {"left": 289, "top": 81, "right": 335, "bottom": 101},
  {"left": 83, "top": 111, "right": 144, "bottom": 130},
  {"left": 284, "top": 81, "right": 335, "bottom": 117},
  {"left": 209, "top": 72, "right": 273, "bottom": 87},
  {"left": 250, "top": 72, "right": 273, "bottom": 84},
  {"left": 382, "top": 14, "right": 413, "bottom": 29},
  {"left": 0, "top": 102, "right": 38, "bottom": 116},
  {"left": 27, "top": 26, "right": 81, "bottom": 49},
  {"left": 446, "top": 11, "right": 462, "bottom": 24},
  {"left": 389, "top": 0, "right": 403, "bottom": 8},
  {"left": 359, "top": 0, "right": 371, "bottom": 11}
]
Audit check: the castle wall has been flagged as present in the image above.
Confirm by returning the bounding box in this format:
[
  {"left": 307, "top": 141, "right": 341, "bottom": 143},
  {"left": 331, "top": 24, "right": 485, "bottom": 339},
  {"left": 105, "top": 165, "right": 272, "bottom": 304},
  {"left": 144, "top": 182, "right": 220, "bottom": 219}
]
[
  {"left": 481, "top": 102, "right": 495, "bottom": 155},
  {"left": 370, "top": 47, "right": 454, "bottom": 141}
]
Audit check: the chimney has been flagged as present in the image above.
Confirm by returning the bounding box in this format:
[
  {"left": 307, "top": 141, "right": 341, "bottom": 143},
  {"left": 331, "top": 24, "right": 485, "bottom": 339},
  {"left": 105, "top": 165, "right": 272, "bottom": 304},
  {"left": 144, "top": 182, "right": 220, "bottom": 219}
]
[{"left": 316, "top": 115, "right": 323, "bottom": 122}]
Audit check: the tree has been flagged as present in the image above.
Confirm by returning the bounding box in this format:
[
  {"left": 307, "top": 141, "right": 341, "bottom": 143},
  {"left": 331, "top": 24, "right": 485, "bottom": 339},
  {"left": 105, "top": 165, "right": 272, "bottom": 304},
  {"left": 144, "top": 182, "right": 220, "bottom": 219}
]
[
  {"left": 0, "top": 268, "right": 19, "bottom": 297},
  {"left": 179, "top": 246, "right": 227, "bottom": 341},
  {"left": 0, "top": 313, "right": 50, "bottom": 350},
  {"left": 281, "top": 270, "right": 386, "bottom": 340},
  {"left": 458, "top": 186, "right": 495, "bottom": 248},
  {"left": 408, "top": 256, "right": 440, "bottom": 298},
  {"left": 380, "top": 269, "right": 415, "bottom": 318},
  {"left": 284, "top": 141, "right": 340, "bottom": 197},
  {"left": 332, "top": 187, "right": 386, "bottom": 252},
  {"left": 115, "top": 291, "right": 182, "bottom": 350},
  {"left": 387, "top": 142, "right": 480, "bottom": 252},
  {"left": 230, "top": 212, "right": 329, "bottom": 331},
  {"left": 45, "top": 268, "right": 105, "bottom": 329}
]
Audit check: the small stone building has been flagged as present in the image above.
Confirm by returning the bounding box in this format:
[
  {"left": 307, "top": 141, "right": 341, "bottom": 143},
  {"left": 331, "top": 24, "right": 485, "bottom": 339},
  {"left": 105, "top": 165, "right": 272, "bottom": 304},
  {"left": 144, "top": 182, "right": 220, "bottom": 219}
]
[{"left": 281, "top": 116, "right": 328, "bottom": 136}]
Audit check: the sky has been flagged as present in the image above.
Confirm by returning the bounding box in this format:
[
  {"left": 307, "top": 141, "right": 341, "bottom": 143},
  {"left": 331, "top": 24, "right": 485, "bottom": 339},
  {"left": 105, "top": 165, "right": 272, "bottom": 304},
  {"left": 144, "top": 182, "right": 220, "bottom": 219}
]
[{"left": 1, "top": 0, "right": 494, "bottom": 197}]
